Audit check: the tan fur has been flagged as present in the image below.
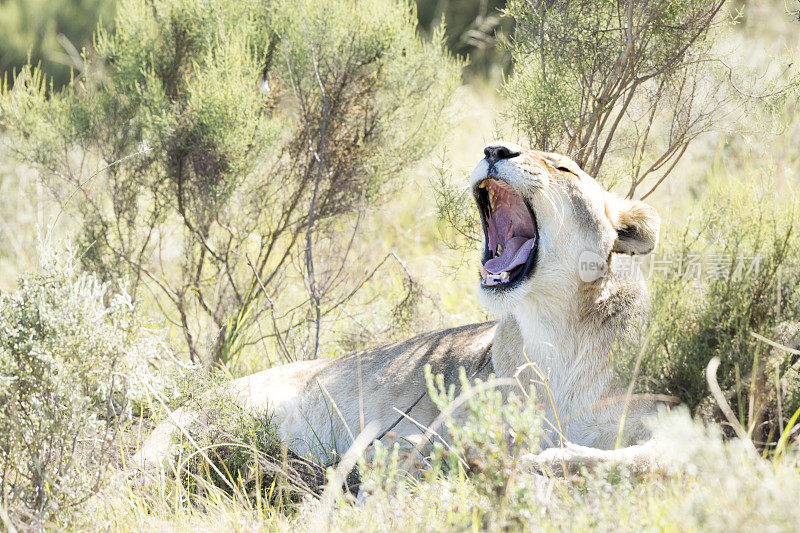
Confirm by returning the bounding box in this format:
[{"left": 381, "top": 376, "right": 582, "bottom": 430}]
[{"left": 136, "top": 141, "right": 662, "bottom": 470}]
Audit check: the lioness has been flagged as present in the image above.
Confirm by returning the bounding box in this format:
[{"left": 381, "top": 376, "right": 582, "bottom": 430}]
[{"left": 137, "top": 141, "right": 661, "bottom": 471}]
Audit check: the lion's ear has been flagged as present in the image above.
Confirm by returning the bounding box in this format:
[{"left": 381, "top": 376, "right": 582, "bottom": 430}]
[{"left": 606, "top": 196, "right": 660, "bottom": 255}]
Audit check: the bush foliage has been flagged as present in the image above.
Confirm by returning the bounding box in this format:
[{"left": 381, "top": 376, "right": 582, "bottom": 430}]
[
  {"left": 0, "top": 242, "right": 178, "bottom": 528},
  {"left": 502, "top": 0, "right": 798, "bottom": 197},
  {"left": 322, "top": 398, "right": 800, "bottom": 531},
  {"left": 0, "top": 0, "right": 461, "bottom": 365},
  {"left": 169, "top": 370, "right": 329, "bottom": 510},
  {"left": 618, "top": 177, "right": 800, "bottom": 448}
]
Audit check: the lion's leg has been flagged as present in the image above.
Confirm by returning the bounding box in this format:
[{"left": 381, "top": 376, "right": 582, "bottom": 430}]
[
  {"left": 133, "top": 360, "right": 331, "bottom": 471},
  {"left": 521, "top": 439, "right": 662, "bottom": 476},
  {"left": 132, "top": 406, "right": 199, "bottom": 470}
]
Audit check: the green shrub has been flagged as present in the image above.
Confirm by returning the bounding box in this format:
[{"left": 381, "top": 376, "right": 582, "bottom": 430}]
[
  {"left": 0, "top": 0, "right": 461, "bottom": 366},
  {"left": 317, "top": 407, "right": 800, "bottom": 532},
  {"left": 427, "top": 368, "right": 541, "bottom": 507},
  {"left": 170, "top": 370, "right": 328, "bottom": 511},
  {"left": 0, "top": 242, "right": 178, "bottom": 528},
  {"left": 501, "top": 0, "right": 798, "bottom": 197},
  {"left": 617, "top": 177, "right": 800, "bottom": 450},
  {"left": 346, "top": 369, "right": 543, "bottom": 530}
]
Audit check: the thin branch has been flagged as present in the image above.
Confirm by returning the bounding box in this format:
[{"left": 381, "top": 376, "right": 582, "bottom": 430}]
[
  {"left": 44, "top": 148, "right": 152, "bottom": 245},
  {"left": 304, "top": 37, "right": 329, "bottom": 361}
]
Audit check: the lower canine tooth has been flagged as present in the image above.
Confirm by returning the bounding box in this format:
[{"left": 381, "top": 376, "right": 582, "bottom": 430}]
[
  {"left": 500, "top": 271, "right": 509, "bottom": 281},
  {"left": 479, "top": 263, "right": 488, "bottom": 280}
]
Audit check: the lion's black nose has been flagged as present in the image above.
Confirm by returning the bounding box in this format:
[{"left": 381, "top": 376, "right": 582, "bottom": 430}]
[{"left": 484, "top": 143, "right": 520, "bottom": 163}]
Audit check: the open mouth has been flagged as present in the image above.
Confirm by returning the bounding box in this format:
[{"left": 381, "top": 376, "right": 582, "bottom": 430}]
[{"left": 474, "top": 177, "right": 539, "bottom": 290}]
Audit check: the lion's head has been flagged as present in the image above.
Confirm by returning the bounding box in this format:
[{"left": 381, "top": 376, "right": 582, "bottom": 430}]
[{"left": 470, "top": 141, "right": 660, "bottom": 316}]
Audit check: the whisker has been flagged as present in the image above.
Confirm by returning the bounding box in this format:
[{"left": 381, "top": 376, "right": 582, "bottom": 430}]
[{"left": 539, "top": 186, "right": 564, "bottom": 229}]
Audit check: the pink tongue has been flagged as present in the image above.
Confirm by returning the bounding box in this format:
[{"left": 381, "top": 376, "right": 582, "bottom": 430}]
[{"left": 484, "top": 236, "right": 537, "bottom": 274}]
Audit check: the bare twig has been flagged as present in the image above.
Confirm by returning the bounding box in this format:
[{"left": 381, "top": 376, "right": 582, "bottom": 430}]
[
  {"left": 750, "top": 331, "right": 800, "bottom": 356},
  {"left": 44, "top": 148, "right": 152, "bottom": 245}
]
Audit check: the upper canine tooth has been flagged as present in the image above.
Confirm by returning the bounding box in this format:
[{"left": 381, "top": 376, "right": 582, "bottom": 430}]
[
  {"left": 497, "top": 244, "right": 503, "bottom": 255},
  {"left": 478, "top": 180, "right": 488, "bottom": 188}
]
